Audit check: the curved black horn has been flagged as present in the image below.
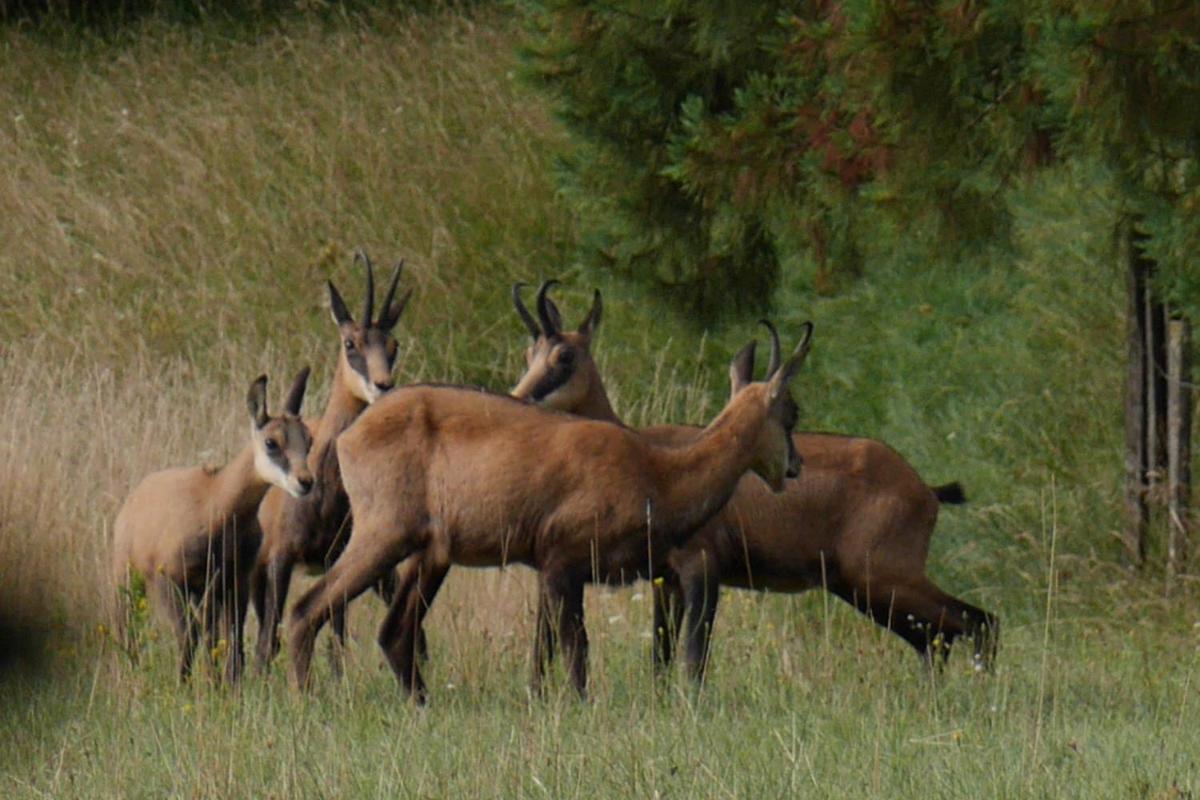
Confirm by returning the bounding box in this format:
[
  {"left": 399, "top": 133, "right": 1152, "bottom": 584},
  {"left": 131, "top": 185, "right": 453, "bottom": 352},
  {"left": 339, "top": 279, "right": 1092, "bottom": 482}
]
[
  {"left": 378, "top": 259, "right": 405, "bottom": 325},
  {"left": 759, "top": 319, "right": 781, "bottom": 378},
  {"left": 536, "top": 279, "right": 561, "bottom": 337},
  {"left": 512, "top": 283, "right": 541, "bottom": 339},
  {"left": 356, "top": 249, "right": 375, "bottom": 324}
]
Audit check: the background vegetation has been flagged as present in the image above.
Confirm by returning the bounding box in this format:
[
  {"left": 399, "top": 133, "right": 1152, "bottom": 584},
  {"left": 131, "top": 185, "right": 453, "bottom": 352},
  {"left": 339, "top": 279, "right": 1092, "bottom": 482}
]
[{"left": 0, "top": 3, "right": 1197, "bottom": 797}]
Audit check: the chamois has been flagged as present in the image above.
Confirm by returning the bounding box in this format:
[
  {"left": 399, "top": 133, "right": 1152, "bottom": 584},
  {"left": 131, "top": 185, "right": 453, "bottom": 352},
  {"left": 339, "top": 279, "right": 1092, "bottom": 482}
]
[
  {"left": 112, "top": 369, "right": 313, "bottom": 682},
  {"left": 286, "top": 325, "right": 813, "bottom": 700},
  {"left": 251, "top": 251, "right": 411, "bottom": 673},
  {"left": 509, "top": 282, "right": 997, "bottom": 680}
]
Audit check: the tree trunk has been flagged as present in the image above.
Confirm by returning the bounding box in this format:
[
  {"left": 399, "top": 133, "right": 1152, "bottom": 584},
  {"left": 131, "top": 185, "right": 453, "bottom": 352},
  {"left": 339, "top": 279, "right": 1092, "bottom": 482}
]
[
  {"left": 1167, "top": 316, "right": 1192, "bottom": 580},
  {"left": 1123, "top": 222, "right": 1149, "bottom": 566}
]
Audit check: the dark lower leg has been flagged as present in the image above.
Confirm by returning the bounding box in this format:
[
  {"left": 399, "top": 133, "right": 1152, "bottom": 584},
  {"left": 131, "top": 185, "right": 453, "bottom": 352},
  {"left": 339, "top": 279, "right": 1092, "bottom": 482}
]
[
  {"left": 379, "top": 556, "right": 448, "bottom": 702},
  {"left": 255, "top": 556, "right": 292, "bottom": 672},
  {"left": 652, "top": 574, "right": 683, "bottom": 675},
  {"left": 682, "top": 572, "right": 719, "bottom": 685}
]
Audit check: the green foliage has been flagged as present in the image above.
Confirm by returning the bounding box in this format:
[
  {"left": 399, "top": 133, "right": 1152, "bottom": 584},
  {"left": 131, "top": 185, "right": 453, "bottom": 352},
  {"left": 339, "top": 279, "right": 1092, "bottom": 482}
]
[{"left": 521, "top": 0, "right": 1200, "bottom": 317}]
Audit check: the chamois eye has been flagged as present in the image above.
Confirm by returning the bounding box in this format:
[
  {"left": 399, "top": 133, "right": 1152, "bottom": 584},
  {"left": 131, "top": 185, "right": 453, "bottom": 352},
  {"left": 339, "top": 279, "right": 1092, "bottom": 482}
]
[
  {"left": 265, "top": 439, "right": 280, "bottom": 453},
  {"left": 558, "top": 349, "right": 575, "bottom": 365},
  {"left": 344, "top": 338, "right": 355, "bottom": 352}
]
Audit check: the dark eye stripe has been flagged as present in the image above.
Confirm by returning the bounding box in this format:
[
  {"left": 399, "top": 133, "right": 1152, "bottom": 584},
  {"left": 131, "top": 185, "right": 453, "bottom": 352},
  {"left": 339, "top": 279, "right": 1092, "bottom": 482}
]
[{"left": 529, "top": 361, "right": 575, "bottom": 402}]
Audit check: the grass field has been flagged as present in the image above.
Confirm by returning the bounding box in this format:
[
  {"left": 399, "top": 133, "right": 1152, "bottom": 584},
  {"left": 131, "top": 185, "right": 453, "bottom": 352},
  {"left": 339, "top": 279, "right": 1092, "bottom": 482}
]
[{"left": 1, "top": 6, "right": 1198, "bottom": 798}]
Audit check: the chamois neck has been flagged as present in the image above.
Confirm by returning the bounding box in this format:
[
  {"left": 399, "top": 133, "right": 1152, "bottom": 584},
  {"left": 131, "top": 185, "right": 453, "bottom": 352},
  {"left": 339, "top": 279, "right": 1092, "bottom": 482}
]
[
  {"left": 646, "top": 389, "right": 766, "bottom": 539},
  {"left": 578, "top": 367, "right": 621, "bottom": 424},
  {"left": 317, "top": 361, "right": 368, "bottom": 442},
  {"left": 208, "top": 444, "right": 271, "bottom": 523}
]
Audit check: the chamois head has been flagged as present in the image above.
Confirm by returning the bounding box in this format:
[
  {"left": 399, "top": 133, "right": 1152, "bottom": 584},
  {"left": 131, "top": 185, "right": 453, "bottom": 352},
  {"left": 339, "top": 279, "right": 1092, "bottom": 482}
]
[
  {"left": 328, "top": 249, "right": 411, "bottom": 405},
  {"left": 247, "top": 367, "right": 315, "bottom": 499},
  {"left": 728, "top": 320, "right": 813, "bottom": 492},
  {"left": 510, "top": 280, "right": 603, "bottom": 409}
]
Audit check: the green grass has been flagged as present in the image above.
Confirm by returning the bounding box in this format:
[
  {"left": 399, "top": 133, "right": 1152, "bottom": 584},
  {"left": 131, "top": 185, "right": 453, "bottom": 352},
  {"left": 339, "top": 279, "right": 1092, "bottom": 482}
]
[{"left": 1, "top": 6, "right": 1198, "bottom": 798}]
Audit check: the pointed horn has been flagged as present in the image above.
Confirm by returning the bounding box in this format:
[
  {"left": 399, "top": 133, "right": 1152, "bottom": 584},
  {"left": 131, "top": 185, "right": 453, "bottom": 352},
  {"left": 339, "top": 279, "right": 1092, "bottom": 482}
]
[
  {"left": 759, "top": 319, "right": 781, "bottom": 378},
  {"left": 356, "top": 249, "right": 375, "bottom": 324},
  {"left": 777, "top": 321, "right": 815, "bottom": 387},
  {"left": 512, "top": 282, "right": 541, "bottom": 339},
  {"left": 536, "top": 279, "right": 561, "bottom": 336},
  {"left": 284, "top": 365, "right": 311, "bottom": 416},
  {"left": 378, "top": 259, "right": 405, "bottom": 326}
]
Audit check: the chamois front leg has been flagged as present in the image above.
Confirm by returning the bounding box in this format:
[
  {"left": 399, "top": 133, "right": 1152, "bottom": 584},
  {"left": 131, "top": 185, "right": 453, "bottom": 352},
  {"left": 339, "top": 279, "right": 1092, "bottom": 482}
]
[
  {"left": 254, "top": 554, "right": 293, "bottom": 673},
  {"left": 288, "top": 533, "right": 405, "bottom": 691},
  {"left": 378, "top": 550, "right": 449, "bottom": 703}
]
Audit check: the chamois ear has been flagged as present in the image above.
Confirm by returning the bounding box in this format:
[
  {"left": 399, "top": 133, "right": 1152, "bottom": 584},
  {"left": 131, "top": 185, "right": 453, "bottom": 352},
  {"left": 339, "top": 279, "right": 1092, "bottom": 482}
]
[
  {"left": 328, "top": 280, "right": 353, "bottom": 327},
  {"left": 769, "top": 321, "right": 814, "bottom": 399},
  {"left": 577, "top": 289, "right": 602, "bottom": 338},
  {"left": 760, "top": 319, "right": 781, "bottom": 377},
  {"left": 729, "top": 340, "right": 757, "bottom": 398},
  {"left": 247, "top": 374, "right": 270, "bottom": 429},
  {"left": 284, "top": 366, "right": 311, "bottom": 416}
]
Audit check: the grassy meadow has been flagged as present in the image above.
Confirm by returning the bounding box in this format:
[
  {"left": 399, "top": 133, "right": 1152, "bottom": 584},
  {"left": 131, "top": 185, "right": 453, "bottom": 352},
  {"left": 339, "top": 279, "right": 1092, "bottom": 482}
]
[{"left": 1, "top": 6, "right": 1198, "bottom": 798}]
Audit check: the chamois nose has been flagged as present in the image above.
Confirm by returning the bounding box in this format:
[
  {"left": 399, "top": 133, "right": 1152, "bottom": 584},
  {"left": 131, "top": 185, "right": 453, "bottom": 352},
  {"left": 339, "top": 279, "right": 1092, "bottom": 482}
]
[
  {"left": 786, "top": 454, "right": 802, "bottom": 480},
  {"left": 297, "top": 476, "right": 314, "bottom": 495},
  {"left": 373, "top": 380, "right": 392, "bottom": 393}
]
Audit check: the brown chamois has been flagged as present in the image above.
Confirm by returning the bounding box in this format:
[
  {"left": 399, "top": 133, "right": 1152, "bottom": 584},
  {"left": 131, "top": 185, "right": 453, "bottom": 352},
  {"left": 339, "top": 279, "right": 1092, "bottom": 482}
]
[
  {"left": 509, "top": 282, "right": 997, "bottom": 681},
  {"left": 251, "top": 251, "right": 411, "bottom": 673},
  {"left": 286, "top": 325, "right": 813, "bottom": 700},
  {"left": 112, "top": 369, "right": 313, "bottom": 682}
]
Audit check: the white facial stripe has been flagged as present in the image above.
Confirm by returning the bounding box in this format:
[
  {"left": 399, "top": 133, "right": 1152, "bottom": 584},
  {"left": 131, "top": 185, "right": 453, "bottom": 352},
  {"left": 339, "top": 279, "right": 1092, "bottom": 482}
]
[
  {"left": 253, "top": 430, "right": 301, "bottom": 496},
  {"left": 353, "top": 369, "right": 383, "bottom": 404}
]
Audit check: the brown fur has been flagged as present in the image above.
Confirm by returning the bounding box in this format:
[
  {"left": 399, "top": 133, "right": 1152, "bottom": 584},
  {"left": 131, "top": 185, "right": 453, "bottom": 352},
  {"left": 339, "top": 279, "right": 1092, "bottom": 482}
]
[
  {"left": 509, "top": 287, "right": 997, "bottom": 681},
  {"left": 287, "top": 334, "right": 809, "bottom": 700},
  {"left": 251, "top": 252, "right": 409, "bottom": 674},
  {"left": 112, "top": 370, "right": 312, "bottom": 682}
]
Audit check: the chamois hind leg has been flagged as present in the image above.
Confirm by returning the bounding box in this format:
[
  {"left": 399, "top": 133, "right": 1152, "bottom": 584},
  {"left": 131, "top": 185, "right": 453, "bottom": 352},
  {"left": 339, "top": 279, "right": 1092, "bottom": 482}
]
[
  {"left": 679, "top": 566, "right": 721, "bottom": 686},
  {"left": 288, "top": 533, "right": 408, "bottom": 691},
  {"left": 540, "top": 569, "right": 588, "bottom": 699},
  {"left": 378, "top": 551, "right": 449, "bottom": 703},
  {"left": 850, "top": 577, "right": 998, "bottom": 670},
  {"left": 652, "top": 570, "right": 684, "bottom": 676},
  {"left": 155, "top": 577, "right": 198, "bottom": 682},
  {"left": 327, "top": 604, "right": 348, "bottom": 679},
  {"left": 223, "top": 561, "right": 253, "bottom": 684},
  {"left": 530, "top": 574, "right": 559, "bottom": 696},
  {"left": 254, "top": 554, "right": 293, "bottom": 673},
  {"left": 387, "top": 559, "right": 431, "bottom": 664}
]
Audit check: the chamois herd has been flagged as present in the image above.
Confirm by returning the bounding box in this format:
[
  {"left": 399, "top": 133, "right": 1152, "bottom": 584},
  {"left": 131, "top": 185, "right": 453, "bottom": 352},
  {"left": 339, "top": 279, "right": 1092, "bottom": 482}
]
[{"left": 111, "top": 251, "right": 998, "bottom": 701}]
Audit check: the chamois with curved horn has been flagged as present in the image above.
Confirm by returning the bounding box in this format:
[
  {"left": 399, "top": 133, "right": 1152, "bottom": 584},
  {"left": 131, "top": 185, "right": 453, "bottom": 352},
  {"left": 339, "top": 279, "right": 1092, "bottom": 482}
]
[
  {"left": 251, "top": 250, "right": 411, "bottom": 674},
  {"left": 510, "top": 283, "right": 996, "bottom": 681},
  {"left": 286, "top": 327, "right": 813, "bottom": 700},
  {"left": 112, "top": 368, "right": 313, "bottom": 682}
]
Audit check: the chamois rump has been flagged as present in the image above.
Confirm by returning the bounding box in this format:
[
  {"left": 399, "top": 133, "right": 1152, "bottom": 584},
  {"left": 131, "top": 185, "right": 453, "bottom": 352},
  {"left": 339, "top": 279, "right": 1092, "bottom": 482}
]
[
  {"left": 112, "top": 369, "right": 313, "bottom": 682},
  {"left": 508, "top": 282, "right": 997, "bottom": 681},
  {"left": 286, "top": 324, "right": 813, "bottom": 700}
]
